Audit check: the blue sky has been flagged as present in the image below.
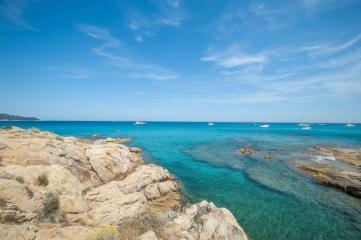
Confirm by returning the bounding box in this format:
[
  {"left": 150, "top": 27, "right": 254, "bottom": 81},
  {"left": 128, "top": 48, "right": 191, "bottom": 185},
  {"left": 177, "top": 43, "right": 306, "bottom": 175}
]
[{"left": 0, "top": 0, "right": 361, "bottom": 122}]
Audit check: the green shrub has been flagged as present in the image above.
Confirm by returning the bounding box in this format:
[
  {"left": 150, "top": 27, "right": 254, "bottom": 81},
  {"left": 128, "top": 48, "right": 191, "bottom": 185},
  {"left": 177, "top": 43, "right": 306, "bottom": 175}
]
[
  {"left": 1, "top": 126, "right": 12, "bottom": 130},
  {"left": 15, "top": 176, "right": 24, "bottom": 183},
  {"left": 37, "top": 192, "right": 64, "bottom": 223},
  {"left": 86, "top": 225, "right": 120, "bottom": 240},
  {"left": 37, "top": 174, "right": 48, "bottom": 186}
]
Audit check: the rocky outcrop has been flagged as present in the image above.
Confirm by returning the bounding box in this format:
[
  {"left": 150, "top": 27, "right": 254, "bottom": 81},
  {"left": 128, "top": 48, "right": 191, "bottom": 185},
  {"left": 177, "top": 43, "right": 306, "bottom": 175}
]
[
  {"left": 0, "top": 127, "right": 248, "bottom": 240},
  {"left": 297, "top": 146, "right": 361, "bottom": 198},
  {"left": 298, "top": 164, "right": 361, "bottom": 198},
  {"left": 313, "top": 146, "right": 361, "bottom": 167}
]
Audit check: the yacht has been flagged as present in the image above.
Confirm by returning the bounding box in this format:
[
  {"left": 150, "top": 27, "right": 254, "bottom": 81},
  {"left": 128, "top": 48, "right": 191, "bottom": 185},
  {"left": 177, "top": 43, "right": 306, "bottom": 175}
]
[
  {"left": 260, "top": 124, "right": 270, "bottom": 128},
  {"left": 134, "top": 121, "right": 147, "bottom": 125},
  {"left": 208, "top": 122, "right": 215, "bottom": 126},
  {"left": 345, "top": 123, "right": 355, "bottom": 127}
]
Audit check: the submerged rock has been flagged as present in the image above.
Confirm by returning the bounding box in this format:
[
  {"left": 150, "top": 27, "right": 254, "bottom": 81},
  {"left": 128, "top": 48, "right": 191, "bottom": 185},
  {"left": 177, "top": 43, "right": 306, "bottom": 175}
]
[
  {"left": 296, "top": 146, "right": 361, "bottom": 198},
  {"left": 0, "top": 127, "right": 247, "bottom": 240},
  {"left": 297, "top": 164, "right": 361, "bottom": 198},
  {"left": 313, "top": 146, "right": 361, "bottom": 167},
  {"left": 239, "top": 148, "right": 256, "bottom": 155},
  {"left": 265, "top": 153, "right": 273, "bottom": 160}
]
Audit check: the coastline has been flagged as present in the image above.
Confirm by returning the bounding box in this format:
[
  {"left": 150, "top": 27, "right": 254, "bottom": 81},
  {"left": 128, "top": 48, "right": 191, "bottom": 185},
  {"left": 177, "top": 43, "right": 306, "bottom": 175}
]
[{"left": 0, "top": 127, "right": 248, "bottom": 240}]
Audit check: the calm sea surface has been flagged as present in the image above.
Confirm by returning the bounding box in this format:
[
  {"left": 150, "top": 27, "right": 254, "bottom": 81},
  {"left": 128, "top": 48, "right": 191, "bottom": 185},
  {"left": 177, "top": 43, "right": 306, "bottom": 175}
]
[{"left": 1, "top": 121, "right": 360, "bottom": 240}]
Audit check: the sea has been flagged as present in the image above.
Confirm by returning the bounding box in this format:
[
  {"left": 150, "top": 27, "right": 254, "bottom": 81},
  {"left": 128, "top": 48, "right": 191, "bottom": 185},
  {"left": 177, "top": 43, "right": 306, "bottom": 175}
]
[{"left": 1, "top": 121, "right": 360, "bottom": 240}]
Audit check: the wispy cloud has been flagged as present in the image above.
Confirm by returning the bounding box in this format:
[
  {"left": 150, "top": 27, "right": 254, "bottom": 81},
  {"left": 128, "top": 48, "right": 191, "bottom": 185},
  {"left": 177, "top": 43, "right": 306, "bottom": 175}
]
[
  {"left": 0, "top": 0, "right": 37, "bottom": 30},
  {"left": 299, "top": 0, "right": 356, "bottom": 12},
  {"left": 200, "top": 33, "right": 361, "bottom": 104},
  {"left": 79, "top": 24, "right": 178, "bottom": 81},
  {"left": 126, "top": 0, "right": 185, "bottom": 42},
  {"left": 293, "top": 32, "right": 361, "bottom": 56},
  {"left": 202, "top": 46, "right": 266, "bottom": 68}
]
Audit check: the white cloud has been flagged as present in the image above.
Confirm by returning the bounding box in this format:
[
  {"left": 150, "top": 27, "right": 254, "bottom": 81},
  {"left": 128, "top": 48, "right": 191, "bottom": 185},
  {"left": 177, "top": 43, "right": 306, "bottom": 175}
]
[
  {"left": 199, "top": 31, "right": 361, "bottom": 105},
  {"left": 127, "top": 0, "right": 185, "bottom": 42},
  {"left": 299, "top": 0, "right": 355, "bottom": 11},
  {"left": 79, "top": 24, "right": 178, "bottom": 81},
  {"left": 294, "top": 32, "right": 361, "bottom": 56},
  {"left": 202, "top": 46, "right": 266, "bottom": 68}
]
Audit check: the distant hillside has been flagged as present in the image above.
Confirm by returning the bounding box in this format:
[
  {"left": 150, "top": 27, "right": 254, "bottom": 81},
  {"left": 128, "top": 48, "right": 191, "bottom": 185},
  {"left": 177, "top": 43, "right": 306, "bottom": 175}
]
[{"left": 0, "top": 113, "right": 39, "bottom": 121}]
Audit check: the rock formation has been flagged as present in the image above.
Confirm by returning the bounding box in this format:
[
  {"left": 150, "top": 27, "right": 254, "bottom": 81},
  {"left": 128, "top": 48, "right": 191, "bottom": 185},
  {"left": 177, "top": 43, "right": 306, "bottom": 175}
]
[
  {"left": 297, "top": 146, "right": 361, "bottom": 198},
  {"left": 0, "top": 127, "right": 248, "bottom": 240}
]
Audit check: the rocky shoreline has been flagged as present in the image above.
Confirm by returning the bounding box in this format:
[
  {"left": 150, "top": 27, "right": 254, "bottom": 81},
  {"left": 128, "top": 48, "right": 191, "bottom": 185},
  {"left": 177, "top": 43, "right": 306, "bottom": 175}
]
[
  {"left": 0, "top": 127, "right": 248, "bottom": 240},
  {"left": 297, "top": 146, "right": 361, "bottom": 198}
]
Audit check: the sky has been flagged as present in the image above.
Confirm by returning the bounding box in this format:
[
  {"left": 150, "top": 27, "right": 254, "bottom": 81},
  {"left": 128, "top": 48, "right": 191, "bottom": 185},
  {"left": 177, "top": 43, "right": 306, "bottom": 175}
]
[{"left": 0, "top": 0, "right": 361, "bottom": 122}]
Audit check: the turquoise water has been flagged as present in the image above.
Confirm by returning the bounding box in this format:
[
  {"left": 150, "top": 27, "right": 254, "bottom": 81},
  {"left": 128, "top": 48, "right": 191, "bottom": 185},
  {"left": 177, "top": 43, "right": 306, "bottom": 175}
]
[{"left": 1, "top": 121, "right": 361, "bottom": 240}]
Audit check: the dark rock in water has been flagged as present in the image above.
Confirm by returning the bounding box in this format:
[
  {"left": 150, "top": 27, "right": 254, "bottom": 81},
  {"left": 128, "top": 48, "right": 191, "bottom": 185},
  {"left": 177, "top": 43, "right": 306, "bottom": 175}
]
[
  {"left": 130, "top": 147, "right": 142, "bottom": 153},
  {"left": 265, "top": 154, "right": 273, "bottom": 160},
  {"left": 297, "top": 164, "right": 361, "bottom": 198},
  {"left": 239, "top": 148, "right": 256, "bottom": 155}
]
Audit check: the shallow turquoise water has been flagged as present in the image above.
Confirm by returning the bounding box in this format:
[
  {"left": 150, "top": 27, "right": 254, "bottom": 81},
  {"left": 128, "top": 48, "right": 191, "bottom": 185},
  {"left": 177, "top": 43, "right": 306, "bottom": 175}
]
[{"left": 1, "top": 121, "right": 361, "bottom": 240}]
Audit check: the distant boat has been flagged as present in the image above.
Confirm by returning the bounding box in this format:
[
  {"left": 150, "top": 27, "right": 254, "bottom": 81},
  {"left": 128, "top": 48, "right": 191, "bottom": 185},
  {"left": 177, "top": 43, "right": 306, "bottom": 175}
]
[
  {"left": 298, "top": 123, "right": 310, "bottom": 127},
  {"left": 302, "top": 126, "right": 312, "bottom": 130},
  {"left": 134, "top": 121, "right": 147, "bottom": 125},
  {"left": 260, "top": 124, "right": 270, "bottom": 128},
  {"left": 208, "top": 122, "right": 215, "bottom": 126},
  {"left": 345, "top": 123, "right": 355, "bottom": 127}
]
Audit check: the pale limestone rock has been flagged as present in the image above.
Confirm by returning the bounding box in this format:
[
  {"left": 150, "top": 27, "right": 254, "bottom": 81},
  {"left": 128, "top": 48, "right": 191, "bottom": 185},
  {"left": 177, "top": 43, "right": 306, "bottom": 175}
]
[
  {"left": 85, "top": 142, "right": 140, "bottom": 183},
  {"left": 0, "top": 128, "right": 143, "bottom": 187},
  {"left": 0, "top": 223, "right": 93, "bottom": 240},
  {"left": 163, "top": 201, "right": 248, "bottom": 240},
  {"left": 0, "top": 179, "right": 41, "bottom": 222},
  {"left": 119, "top": 164, "right": 179, "bottom": 194},
  {"left": 0, "top": 223, "right": 37, "bottom": 240},
  {"left": 85, "top": 181, "right": 147, "bottom": 225},
  {"left": 158, "top": 180, "right": 178, "bottom": 196},
  {"left": 0, "top": 164, "right": 89, "bottom": 224},
  {"left": 144, "top": 183, "right": 161, "bottom": 200},
  {"left": 35, "top": 225, "right": 94, "bottom": 240},
  {"left": 137, "top": 230, "right": 159, "bottom": 240}
]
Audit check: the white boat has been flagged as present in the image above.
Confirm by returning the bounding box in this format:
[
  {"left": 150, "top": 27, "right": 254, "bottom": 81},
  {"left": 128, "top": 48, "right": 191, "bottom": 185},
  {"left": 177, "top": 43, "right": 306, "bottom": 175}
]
[
  {"left": 260, "top": 124, "right": 270, "bottom": 128},
  {"left": 134, "top": 121, "right": 147, "bottom": 125},
  {"left": 302, "top": 126, "right": 311, "bottom": 130},
  {"left": 345, "top": 123, "right": 355, "bottom": 127},
  {"left": 208, "top": 122, "right": 215, "bottom": 126},
  {"left": 298, "top": 123, "right": 310, "bottom": 127}
]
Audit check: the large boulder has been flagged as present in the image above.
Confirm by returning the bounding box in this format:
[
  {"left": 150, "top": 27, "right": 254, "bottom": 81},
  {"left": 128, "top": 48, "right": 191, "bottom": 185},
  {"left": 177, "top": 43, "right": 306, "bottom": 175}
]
[
  {"left": 162, "top": 201, "right": 248, "bottom": 240},
  {"left": 0, "top": 127, "right": 143, "bottom": 187}
]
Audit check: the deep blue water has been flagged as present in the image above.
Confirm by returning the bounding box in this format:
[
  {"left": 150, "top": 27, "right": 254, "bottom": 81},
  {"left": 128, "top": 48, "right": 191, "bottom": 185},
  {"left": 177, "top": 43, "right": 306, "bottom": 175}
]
[{"left": 1, "top": 121, "right": 361, "bottom": 240}]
